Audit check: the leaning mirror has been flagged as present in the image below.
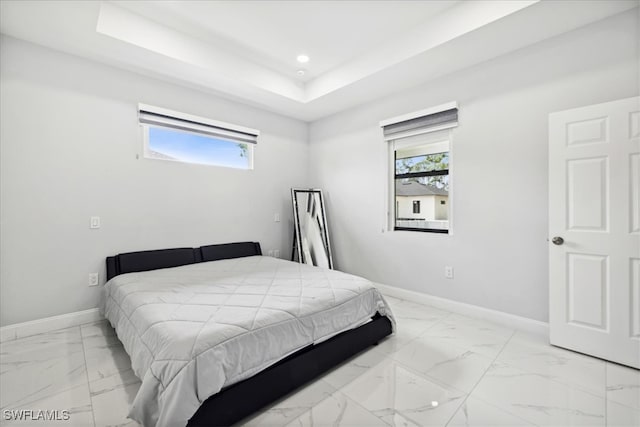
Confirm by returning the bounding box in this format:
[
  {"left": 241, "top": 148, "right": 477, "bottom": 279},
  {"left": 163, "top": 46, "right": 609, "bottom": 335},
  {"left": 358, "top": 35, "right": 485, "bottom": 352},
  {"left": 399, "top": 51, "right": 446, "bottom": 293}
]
[{"left": 291, "top": 188, "right": 333, "bottom": 269}]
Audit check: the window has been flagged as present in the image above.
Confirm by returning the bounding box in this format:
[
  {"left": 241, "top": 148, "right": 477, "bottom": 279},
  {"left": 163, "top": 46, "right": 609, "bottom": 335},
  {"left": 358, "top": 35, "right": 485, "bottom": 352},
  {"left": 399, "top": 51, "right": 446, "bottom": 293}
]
[
  {"left": 138, "top": 104, "right": 259, "bottom": 169},
  {"left": 381, "top": 103, "right": 458, "bottom": 233},
  {"left": 393, "top": 134, "right": 450, "bottom": 232}
]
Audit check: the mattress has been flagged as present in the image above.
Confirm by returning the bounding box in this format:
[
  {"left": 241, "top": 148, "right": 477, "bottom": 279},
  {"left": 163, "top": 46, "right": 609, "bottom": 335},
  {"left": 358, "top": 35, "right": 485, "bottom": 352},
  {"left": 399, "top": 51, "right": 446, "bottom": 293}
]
[{"left": 102, "top": 255, "right": 395, "bottom": 427}]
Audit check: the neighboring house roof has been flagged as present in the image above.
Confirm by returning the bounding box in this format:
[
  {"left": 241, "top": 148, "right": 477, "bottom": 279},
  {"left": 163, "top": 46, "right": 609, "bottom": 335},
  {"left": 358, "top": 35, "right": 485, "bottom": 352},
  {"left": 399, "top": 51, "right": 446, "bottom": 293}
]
[{"left": 396, "top": 180, "right": 448, "bottom": 196}]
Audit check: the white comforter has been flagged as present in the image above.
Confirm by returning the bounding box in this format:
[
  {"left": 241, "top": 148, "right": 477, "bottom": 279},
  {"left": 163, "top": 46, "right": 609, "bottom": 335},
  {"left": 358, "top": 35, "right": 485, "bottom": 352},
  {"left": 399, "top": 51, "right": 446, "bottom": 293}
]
[{"left": 103, "top": 255, "right": 394, "bottom": 427}]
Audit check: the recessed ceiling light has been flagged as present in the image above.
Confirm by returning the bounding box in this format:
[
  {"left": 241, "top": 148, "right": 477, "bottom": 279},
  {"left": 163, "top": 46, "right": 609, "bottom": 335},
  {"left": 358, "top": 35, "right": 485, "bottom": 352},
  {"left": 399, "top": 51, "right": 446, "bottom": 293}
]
[
  {"left": 297, "top": 69, "right": 306, "bottom": 76},
  {"left": 296, "top": 54, "right": 310, "bottom": 63}
]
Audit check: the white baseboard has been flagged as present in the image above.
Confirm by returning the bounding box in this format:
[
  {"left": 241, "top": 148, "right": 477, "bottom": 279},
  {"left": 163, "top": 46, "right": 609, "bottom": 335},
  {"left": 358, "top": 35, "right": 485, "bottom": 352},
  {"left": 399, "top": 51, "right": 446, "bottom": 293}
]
[
  {"left": 0, "top": 308, "right": 103, "bottom": 343},
  {"left": 0, "top": 288, "right": 548, "bottom": 342},
  {"left": 375, "top": 283, "right": 549, "bottom": 336}
]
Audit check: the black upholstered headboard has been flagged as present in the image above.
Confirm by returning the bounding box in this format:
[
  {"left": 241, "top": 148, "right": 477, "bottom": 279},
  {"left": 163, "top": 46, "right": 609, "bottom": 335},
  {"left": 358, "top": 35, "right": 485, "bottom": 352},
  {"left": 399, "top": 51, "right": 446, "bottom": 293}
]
[{"left": 106, "top": 241, "right": 262, "bottom": 281}]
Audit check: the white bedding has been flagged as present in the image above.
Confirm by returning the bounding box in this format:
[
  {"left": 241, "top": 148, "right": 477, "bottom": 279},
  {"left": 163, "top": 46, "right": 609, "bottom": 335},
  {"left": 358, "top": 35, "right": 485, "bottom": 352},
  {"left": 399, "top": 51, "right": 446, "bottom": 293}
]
[{"left": 103, "top": 255, "right": 395, "bottom": 427}]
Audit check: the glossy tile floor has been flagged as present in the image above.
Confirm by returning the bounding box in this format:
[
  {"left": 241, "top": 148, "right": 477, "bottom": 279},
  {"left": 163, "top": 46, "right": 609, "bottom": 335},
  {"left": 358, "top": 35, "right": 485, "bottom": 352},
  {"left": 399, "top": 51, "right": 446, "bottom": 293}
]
[{"left": 1, "top": 295, "right": 638, "bottom": 426}]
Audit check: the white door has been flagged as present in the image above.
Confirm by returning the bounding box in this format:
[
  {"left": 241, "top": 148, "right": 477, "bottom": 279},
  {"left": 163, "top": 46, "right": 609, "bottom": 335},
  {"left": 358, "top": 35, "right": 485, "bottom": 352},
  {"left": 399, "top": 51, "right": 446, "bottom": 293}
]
[{"left": 549, "top": 96, "right": 640, "bottom": 369}]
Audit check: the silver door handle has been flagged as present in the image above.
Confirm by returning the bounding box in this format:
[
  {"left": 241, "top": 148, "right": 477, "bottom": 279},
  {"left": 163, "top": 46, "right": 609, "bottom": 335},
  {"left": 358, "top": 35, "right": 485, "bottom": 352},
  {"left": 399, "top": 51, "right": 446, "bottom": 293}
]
[{"left": 552, "top": 236, "right": 564, "bottom": 245}]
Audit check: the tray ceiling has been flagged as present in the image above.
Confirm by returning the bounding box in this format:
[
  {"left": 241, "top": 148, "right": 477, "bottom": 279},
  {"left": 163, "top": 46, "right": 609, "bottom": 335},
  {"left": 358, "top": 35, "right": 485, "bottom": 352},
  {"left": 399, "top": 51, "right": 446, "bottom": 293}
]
[{"left": 1, "top": 1, "right": 636, "bottom": 121}]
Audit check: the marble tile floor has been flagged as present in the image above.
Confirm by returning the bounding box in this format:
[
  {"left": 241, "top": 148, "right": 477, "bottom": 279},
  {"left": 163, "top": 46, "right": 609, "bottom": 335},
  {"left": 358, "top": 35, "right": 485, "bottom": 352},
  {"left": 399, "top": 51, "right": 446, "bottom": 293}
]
[{"left": 0, "top": 295, "right": 638, "bottom": 426}]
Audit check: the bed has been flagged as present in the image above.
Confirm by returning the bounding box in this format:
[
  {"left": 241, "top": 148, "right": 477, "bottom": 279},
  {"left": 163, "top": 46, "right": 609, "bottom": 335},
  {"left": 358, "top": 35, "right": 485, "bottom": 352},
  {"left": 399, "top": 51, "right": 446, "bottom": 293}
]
[{"left": 104, "top": 242, "right": 394, "bottom": 427}]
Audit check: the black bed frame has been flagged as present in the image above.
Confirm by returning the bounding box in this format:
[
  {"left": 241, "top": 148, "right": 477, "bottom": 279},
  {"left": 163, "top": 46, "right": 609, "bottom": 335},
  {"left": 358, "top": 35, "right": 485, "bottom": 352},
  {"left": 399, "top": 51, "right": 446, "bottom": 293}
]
[{"left": 106, "top": 242, "right": 393, "bottom": 427}]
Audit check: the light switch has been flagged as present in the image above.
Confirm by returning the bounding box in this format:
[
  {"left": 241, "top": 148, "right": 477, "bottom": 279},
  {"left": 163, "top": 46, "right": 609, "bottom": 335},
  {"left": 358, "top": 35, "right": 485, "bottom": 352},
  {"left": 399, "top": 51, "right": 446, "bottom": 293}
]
[
  {"left": 89, "top": 273, "right": 99, "bottom": 287},
  {"left": 90, "top": 216, "right": 101, "bottom": 229},
  {"left": 274, "top": 213, "right": 281, "bottom": 222}
]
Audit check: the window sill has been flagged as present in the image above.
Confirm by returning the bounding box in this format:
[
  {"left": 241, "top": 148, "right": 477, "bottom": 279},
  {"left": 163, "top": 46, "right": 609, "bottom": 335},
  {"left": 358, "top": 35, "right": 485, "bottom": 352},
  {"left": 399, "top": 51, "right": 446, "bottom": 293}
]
[{"left": 393, "top": 227, "right": 449, "bottom": 234}]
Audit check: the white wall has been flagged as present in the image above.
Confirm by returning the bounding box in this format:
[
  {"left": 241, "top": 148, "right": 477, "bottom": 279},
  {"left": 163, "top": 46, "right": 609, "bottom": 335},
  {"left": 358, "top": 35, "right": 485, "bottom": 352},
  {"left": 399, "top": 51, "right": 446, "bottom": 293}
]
[
  {"left": 0, "top": 36, "right": 309, "bottom": 326},
  {"left": 308, "top": 10, "right": 639, "bottom": 322}
]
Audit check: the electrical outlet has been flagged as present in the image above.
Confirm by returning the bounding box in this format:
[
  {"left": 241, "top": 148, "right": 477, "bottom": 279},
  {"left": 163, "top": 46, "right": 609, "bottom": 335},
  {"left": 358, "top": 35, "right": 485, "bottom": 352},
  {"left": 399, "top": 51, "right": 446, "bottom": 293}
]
[
  {"left": 90, "top": 216, "right": 101, "bottom": 229},
  {"left": 273, "top": 249, "right": 280, "bottom": 258},
  {"left": 444, "top": 266, "right": 454, "bottom": 279},
  {"left": 267, "top": 250, "right": 274, "bottom": 257},
  {"left": 89, "top": 273, "right": 99, "bottom": 287}
]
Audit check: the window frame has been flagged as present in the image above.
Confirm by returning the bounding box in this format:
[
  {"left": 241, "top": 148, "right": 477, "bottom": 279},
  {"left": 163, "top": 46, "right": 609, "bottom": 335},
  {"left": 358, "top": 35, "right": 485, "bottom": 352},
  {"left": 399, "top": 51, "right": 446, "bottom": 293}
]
[
  {"left": 138, "top": 104, "right": 258, "bottom": 170},
  {"left": 387, "top": 128, "right": 454, "bottom": 235}
]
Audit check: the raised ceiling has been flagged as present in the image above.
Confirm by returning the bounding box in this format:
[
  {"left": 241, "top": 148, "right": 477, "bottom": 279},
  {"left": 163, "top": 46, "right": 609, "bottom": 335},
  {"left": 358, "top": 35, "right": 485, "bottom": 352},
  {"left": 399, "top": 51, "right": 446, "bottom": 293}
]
[
  {"left": 1, "top": 1, "right": 637, "bottom": 121},
  {"left": 117, "top": 1, "right": 460, "bottom": 81}
]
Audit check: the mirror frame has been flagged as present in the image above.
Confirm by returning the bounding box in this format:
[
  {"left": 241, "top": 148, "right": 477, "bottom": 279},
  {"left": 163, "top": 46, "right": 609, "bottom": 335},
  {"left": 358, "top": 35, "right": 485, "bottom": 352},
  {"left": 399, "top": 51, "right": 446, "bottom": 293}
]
[{"left": 291, "top": 188, "right": 333, "bottom": 269}]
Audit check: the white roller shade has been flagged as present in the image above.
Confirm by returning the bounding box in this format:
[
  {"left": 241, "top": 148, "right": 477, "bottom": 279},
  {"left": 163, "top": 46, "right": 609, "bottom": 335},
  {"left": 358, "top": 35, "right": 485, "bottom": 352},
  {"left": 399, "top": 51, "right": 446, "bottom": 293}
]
[
  {"left": 381, "top": 102, "right": 458, "bottom": 141},
  {"left": 138, "top": 104, "right": 259, "bottom": 144}
]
